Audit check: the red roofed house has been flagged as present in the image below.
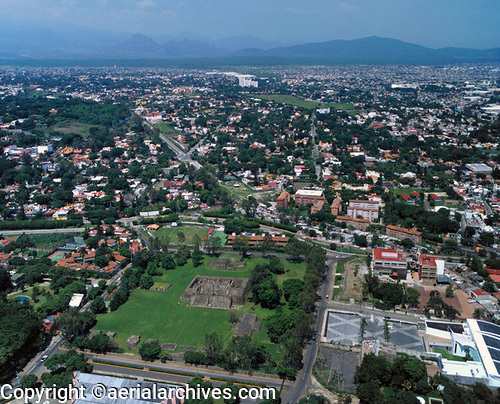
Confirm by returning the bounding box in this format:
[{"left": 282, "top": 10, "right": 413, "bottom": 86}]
[
  {"left": 401, "top": 194, "right": 414, "bottom": 204},
  {"left": 372, "top": 248, "right": 407, "bottom": 277},
  {"left": 470, "top": 289, "right": 489, "bottom": 300}
]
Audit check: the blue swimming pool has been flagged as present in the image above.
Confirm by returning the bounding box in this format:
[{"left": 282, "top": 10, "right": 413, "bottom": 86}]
[{"left": 17, "top": 296, "right": 31, "bottom": 303}]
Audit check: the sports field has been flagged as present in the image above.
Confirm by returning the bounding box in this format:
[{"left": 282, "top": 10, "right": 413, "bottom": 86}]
[
  {"left": 255, "top": 94, "right": 354, "bottom": 110},
  {"left": 153, "top": 226, "right": 209, "bottom": 245}
]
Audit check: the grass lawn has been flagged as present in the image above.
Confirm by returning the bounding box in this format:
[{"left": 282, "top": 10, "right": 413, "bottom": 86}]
[
  {"left": 254, "top": 94, "right": 354, "bottom": 110},
  {"left": 96, "top": 256, "right": 307, "bottom": 353},
  {"left": 391, "top": 188, "right": 429, "bottom": 197},
  {"left": 27, "top": 233, "right": 75, "bottom": 249},
  {"left": 51, "top": 121, "right": 95, "bottom": 136},
  {"left": 154, "top": 122, "right": 184, "bottom": 138},
  {"left": 433, "top": 347, "right": 465, "bottom": 362},
  {"left": 9, "top": 285, "right": 50, "bottom": 309},
  {"left": 479, "top": 148, "right": 500, "bottom": 156},
  {"left": 212, "top": 231, "right": 228, "bottom": 245},
  {"left": 336, "top": 261, "right": 345, "bottom": 274},
  {"left": 154, "top": 226, "right": 209, "bottom": 245},
  {"left": 331, "top": 287, "right": 343, "bottom": 300},
  {"left": 220, "top": 182, "right": 256, "bottom": 200}
]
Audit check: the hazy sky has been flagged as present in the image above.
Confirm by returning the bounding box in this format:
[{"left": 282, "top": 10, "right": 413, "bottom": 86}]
[{"left": 2, "top": 0, "right": 499, "bottom": 48}]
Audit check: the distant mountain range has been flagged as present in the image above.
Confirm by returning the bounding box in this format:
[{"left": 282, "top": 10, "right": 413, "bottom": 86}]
[{"left": 0, "top": 24, "right": 498, "bottom": 65}]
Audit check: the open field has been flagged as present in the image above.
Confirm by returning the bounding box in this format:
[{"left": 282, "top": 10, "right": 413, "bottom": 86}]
[
  {"left": 390, "top": 187, "right": 429, "bottom": 197},
  {"left": 414, "top": 285, "right": 482, "bottom": 319},
  {"left": 254, "top": 94, "right": 354, "bottom": 110},
  {"left": 479, "top": 148, "right": 500, "bottom": 156},
  {"left": 220, "top": 182, "right": 258, "bottom": 200},
  {"left": 26, "top": 233, "right": 74, "bottom": 248},
  {"left": 51, "top": 121, "right": 95, "bottom": 136},
  {"left": 154, "top": 122, "right": 184, "bottom": 137},
  {"left": 153, "top": 226, "right": 210, "bottom": 245},
  {"left": 337, "top": 258, "right": 366, "bottom": 301},
  {"left": 95, "top": 256, "right": 307, "bottom": 353}
]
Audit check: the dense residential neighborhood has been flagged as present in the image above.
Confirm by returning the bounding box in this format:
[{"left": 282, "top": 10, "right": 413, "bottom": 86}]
[{"left": 0, "top": 63, "right": 500, "bottom": 403}]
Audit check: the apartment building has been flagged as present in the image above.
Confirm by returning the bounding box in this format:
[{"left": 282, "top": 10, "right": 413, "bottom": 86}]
[
  {"left": 347, "top": 199, "right": 379, "bottom": 222},
  {"left": 277, "top": 191, "right": 290, "bottom": 208},
  {"left": 336, "top": 215, "right": 371, "bottom": 230},
  {"left": 386, "top": 224, "right": 422, "bottom": 244},
  {"left": 294, "top": 189, "right": 325, "bottom": 206}
]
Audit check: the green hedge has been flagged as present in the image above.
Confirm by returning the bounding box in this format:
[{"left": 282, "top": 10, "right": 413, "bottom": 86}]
[
  {"left": 92, "top": 359, "right": 144, "bottom": 369},
  {"left": 258, "top": 219, "right": 296, "bottom": 233},
  {"left": 0, "top": 219, "right": 83, "bottom": 230},
  {"left": 148, "top": 367, "right": 196, "bottom": 377}
]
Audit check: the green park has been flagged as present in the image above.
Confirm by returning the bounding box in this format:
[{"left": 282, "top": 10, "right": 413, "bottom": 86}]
[{"left": 95, "top": 254, "right": 308, "bottom": 358}]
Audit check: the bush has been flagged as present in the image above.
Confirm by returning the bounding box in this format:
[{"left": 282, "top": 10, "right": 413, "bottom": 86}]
[{"left": 184, "top": 351, "right": 207, "bottom": 366}]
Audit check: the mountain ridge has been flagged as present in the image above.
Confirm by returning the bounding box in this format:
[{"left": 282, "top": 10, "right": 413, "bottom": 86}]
[{"left": 0, "top": 28, "right": 498, "bottom": 64}]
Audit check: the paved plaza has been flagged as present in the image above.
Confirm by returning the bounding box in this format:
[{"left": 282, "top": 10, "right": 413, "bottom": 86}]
[
  {"left": 325, "top": 311, "right": 425, "bottom": 351},
  {"left": 326, "top": 312, "right": 361, "bottom": 345}
]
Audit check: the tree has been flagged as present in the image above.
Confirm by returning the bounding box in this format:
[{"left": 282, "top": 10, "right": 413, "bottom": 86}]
[
  {"left": 205, "top": 332, "right": 224, "bottom": 365},
  {"left": 221, "top": 381, "right": 240, "bottom": 404},
  {"left": 354, "top": 234, "right": 368, "bottom": 247},
  {"left": 177, "top": 230, "right": 186, "bottom": 244},
  {"left": 185, "top": 375, "right": 214, "bottom": 404},
  {"left": 139, "top": 273, "right": 154, "bottom": 289},
  {"left": 139, "top": 341, "right": 161, "bottom": 361},
  {"left": 192, "top": 249, "right": 204, "bottom": 267},
  {"left": 373, "top": 283, "right": 404, "bottom": 308},
  {"left": 161, "top": 254, "right": 176, "bottom": 270},
  {"left": 356, "top": 353, "right": 392, "bottom": 386},
  {"left": 233, "top": 235, "right": 250, "bottom": 256},
  {"left": 445, "top": 284, "right": 455, "bottom": 298},
  {"left": 281, "top": 337, "right": 303, "bottom": 371},
  {"left": 283, "top": 279, "right": 305, "bottom": 307},
  {"left": 473, "top": 308, "right": 482, "bottom": 319},
  {"left": 258, "top": 280, "right": 281, "bottom": 309},
  {"left": 89, "top": 296, "right": 107, "bottom": 314},
  {"left": 483, "top": 281, "right": 496, "bottom": 293},
  {"left": 356, "top": 381, "right": 384, "bottom": 404},
  {"left": 406, "top": 287, "right": 420, "bottom": 307},
  {"left": 363, "top": 270, "right": 379, "bottom": 297},
  {"left": 479, "top": 232, "right": 495, "bottom": 247},
  {"left": 400, "top": 238, "right": 415, "bottom": 249},
  {"left": 87, "top": 333, "right": 111, "bottom": 354},
  {"left": 261, "top": 233, "right": 274, "bottom": 252},
  {"left": 206, "top": 236, "right": 221, "bottom": 255},
  {"left": 57, "top": 309, "right": 96, "bottom": 342},
  {"left": 20, "top": 374, "right": 38, "bottom": 389},
  {"left": 267, "top": 257, "right": 285, "bottom": 274},
  {"left": 285, "top": 238, "right": 303, "bottom": 261},
  {"left": 241, "top": 196, "right": 258, "bottom": 218},
  {"left": 265, "top": 312, "right": 294, "bottom": 343}
]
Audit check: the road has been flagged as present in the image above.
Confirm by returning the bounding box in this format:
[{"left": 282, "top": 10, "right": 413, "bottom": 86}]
[
  {"left": 71, "top": 351, "right": 288, "bottom": 390},
  {"left": 17, "top": 267, "right": 127, "bottom": 382},
  {"left": 309, "top": 114, "right": 321, "bottom": 179},
  {"left": 141, "top": 116, "right": 202, "bottom": 170},
  {"left": 0, "top": 227, "right": 85, "bottom": 235},
  {"left": 283, "top": 256, "right": 335, "bottom": 403}
]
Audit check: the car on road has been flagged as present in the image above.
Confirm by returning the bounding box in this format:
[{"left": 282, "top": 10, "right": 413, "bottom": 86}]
[
  {"left": 384, "top": 316, "right": 390, "bottom": 320},
  {"left": 40, "top": 355, "right": 48, "bottom": 362}
]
